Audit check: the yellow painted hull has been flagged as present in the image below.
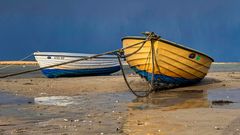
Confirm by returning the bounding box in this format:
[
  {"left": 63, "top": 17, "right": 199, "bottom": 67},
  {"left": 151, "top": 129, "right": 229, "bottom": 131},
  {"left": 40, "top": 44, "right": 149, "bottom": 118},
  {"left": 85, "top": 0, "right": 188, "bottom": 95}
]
[{"left": 122, "top": 36, "right": 214, "bottom": 85}]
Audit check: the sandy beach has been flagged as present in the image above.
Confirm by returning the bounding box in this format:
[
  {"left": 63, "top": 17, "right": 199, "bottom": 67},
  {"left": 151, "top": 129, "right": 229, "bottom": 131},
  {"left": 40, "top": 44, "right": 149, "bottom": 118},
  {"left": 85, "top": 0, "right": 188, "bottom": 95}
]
[
  {"left": 1, "top": 0, "right": 240, "bottom": 134},
  {"left": 0, "top": 61, "right": 38, "bottom": 65},
  {"left": 0, "top": 71, "right": 240, "bottom": 135}
]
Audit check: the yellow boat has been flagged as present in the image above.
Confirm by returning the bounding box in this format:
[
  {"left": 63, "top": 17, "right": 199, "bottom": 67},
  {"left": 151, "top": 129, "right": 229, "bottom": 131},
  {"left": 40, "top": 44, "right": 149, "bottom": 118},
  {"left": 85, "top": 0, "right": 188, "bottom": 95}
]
[{"left": 122, "top": 32, "right": 214, "bottom": 87}]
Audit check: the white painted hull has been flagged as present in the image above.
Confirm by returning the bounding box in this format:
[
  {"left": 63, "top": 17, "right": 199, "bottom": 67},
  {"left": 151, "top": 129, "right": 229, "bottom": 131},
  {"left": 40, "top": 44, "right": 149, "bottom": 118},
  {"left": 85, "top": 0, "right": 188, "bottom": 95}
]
[{"left": 34, "top": 52, "right": 120, "bottom": 78}]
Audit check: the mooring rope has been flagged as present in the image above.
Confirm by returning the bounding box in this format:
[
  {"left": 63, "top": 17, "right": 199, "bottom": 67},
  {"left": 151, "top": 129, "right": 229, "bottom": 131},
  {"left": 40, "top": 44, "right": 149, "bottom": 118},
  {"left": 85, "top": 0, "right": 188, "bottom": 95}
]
[
  {"left": 0, "top": 50, "right": 119, "bottom": 78},
  {"left": 0, "top": 32, "right": 160, "bottom": 98},
  {"left": 123, "top": 41, "right": 147, "bottom": 58},
  {"left": 150, "top": 40, "right": 156, "bottom": 91},
  {"left": 0, "top": 39, "right": 147, "bottom": 78},
  {"left": 115, "top": 32, "right": 160, "bottom": 97},
  {"left": 0, "top": 53, "right": 34, "bottom": 70},
  {"left": 116, "top": 52, "right": 153, "bottom": 97}
]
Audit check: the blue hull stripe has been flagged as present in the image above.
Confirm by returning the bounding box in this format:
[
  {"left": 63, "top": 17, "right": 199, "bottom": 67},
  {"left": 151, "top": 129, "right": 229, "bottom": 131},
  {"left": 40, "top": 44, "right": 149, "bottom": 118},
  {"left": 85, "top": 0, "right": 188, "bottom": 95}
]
[
  {"left": 131, "top": 67, "right": 201, "bottom": 85},
  {"left": 42, "top": 66, "right": 120, "bottom": 78}
]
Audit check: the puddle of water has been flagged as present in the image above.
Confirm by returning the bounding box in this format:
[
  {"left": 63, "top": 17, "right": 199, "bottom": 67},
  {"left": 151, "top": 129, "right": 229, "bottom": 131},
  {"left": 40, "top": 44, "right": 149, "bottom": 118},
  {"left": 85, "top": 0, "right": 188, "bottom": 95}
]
[
  {"left": 130, "top": 88, "right": 240, "bottom": 110},
  {"left": 130, "top": 90, "right": 208, "bottom": 110},
  {"left": 32, "top": 89, "right": 240, "bottom": 110},
  {"left": 208, "top": 89, "right": 240, "bottom": 109},
  {"left": 0, "top": 91, "right": 134, "bottom": 119},
  {"left": 35, "top": 96, "right": 77, "bottom": 106},
  {"left": 1, "top": 88, "right": 240, "bottom": 118},
  {"left": 34, "top": 92, "right": 135, "bottom": 107},
  {"left": 0, "top": 91, "right": 34, "bottom": 105},
  {"left": 0, "top": 91, "right": 135, "bottom": 134},
  {"left": 1, "top": 88, "right": 240, "bottom": 135},
  {"left": 0, "top": 91, "right": 62, "bottom": 121}
]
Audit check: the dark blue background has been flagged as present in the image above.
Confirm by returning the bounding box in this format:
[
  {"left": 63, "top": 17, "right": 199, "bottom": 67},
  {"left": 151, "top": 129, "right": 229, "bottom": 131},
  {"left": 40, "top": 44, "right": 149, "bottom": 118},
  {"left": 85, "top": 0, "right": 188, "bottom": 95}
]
[{"left": 0, "top": 0, "right": 239, "bottom": 62}]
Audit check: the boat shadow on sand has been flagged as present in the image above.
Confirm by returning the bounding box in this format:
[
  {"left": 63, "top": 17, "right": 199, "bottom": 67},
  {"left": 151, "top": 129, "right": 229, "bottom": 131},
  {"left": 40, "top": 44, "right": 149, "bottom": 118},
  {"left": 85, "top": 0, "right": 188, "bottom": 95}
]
[
  {"left": 129, "top": 76, "right": 222, "bottom": 92},
  {"left": 127, "top": 77, "right": 226, "bottom": 111}
]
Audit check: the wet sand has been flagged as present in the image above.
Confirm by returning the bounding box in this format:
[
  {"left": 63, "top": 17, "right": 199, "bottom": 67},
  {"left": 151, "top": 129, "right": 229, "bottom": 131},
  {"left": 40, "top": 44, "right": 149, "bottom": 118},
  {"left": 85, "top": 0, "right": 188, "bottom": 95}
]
[{"left": 0, "top": 72, "right": 240, "bottom": 135}]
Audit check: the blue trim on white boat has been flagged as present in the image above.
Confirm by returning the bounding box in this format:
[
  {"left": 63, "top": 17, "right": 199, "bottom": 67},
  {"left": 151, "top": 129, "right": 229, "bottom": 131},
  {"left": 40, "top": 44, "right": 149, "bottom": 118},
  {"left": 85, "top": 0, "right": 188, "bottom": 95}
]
[
  {"left": 41, "top": 66, "right": 120, "bottom": 78},
  {"left": 131, "top": 67, "right": 201, "bottom": 85}
]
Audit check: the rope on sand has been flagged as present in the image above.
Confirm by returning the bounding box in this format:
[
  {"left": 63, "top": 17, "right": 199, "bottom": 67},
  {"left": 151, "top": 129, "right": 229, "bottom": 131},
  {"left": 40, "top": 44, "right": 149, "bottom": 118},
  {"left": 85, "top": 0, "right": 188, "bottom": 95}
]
[
  {"left": 0, "top": 53, "right": 34, "bottom": 70},
  {"left": 116, "top": 32, "right": 160, "bottom": 97},
  {"left": 0, "top": 32, "right": 160, "bottom": 97}
]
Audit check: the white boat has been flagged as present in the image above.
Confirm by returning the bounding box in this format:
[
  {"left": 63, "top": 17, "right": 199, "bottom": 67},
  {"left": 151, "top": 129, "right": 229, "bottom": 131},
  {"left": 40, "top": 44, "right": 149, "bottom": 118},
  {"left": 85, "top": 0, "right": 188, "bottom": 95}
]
[{"left": 34, "top": 52, "right": 120, "bottom": 78}]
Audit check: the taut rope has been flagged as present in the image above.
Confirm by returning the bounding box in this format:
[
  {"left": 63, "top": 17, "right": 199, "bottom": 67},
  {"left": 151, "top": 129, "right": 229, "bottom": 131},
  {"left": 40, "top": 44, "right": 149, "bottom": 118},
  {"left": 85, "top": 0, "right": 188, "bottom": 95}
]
[
  {"left": 0, "top": 32, "right": 160, "bottom": 97},
  {"left": 0, "top": 53, "right": 34, "bottom": 70}
]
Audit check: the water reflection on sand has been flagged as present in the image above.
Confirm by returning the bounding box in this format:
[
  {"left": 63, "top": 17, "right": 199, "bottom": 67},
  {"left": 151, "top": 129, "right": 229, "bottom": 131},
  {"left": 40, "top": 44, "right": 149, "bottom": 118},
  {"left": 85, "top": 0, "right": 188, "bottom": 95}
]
[{"left": 1, "top": 88, "right": 240, "bottom": 134}]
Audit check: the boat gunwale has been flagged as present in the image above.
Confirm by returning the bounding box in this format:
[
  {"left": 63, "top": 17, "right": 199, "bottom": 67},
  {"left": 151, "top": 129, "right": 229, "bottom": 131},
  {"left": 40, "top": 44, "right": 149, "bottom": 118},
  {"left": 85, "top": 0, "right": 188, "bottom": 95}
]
[
  {"left": 41, "top": 64, "right": 120, "bottom": 70},
  {"left": 121, "top": 36, "right": 214, "bottom": 62},
  {"left": 34, "top": 54, "right": 117, "bottom": 59}
]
